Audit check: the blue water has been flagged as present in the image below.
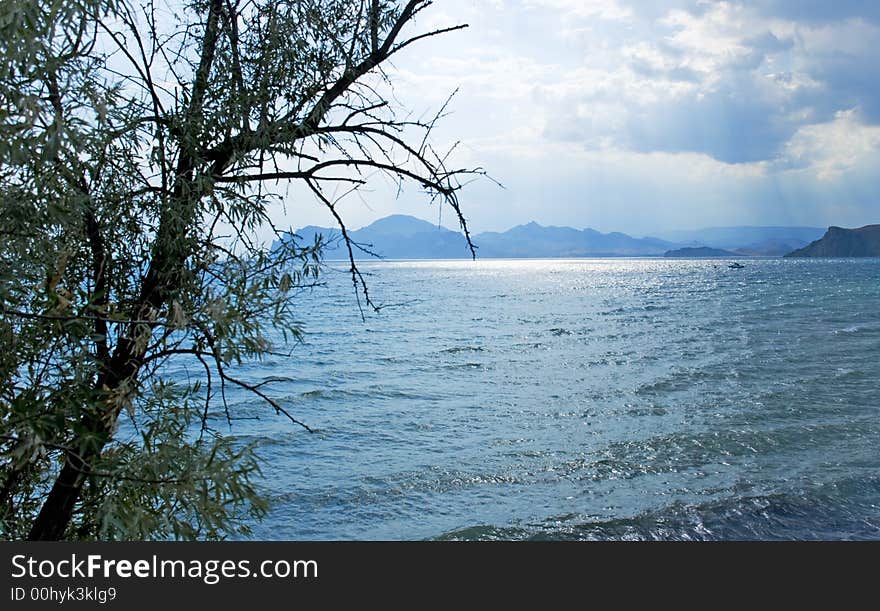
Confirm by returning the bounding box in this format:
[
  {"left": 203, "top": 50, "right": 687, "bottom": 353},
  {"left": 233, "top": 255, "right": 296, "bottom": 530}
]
[{"left": 201, "top": 258, "right": 880, "bottom": 540}]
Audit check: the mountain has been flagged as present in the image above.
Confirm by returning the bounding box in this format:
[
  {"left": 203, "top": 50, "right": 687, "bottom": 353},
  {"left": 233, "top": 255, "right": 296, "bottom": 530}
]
[
  {"left": 276, "top": 216, "right": 679, "bottom": 259},
  {"left": 784, "top": 225, "right": 880, "bottom": 257},
  {"left": 288, "top": 215, "right": 471, "bottom": 259},
  {"left": 664, "top": 246, "right": 739, "bottom": 257},
  {"left": 655, "top": 226, "right": 825, "bottom": 252},
  {"left": 276, "top": 215, "right": 859, "bottom": 260},
  {"left": 733, "top": 238, "right": 812, "bottom": 256},
  {"left": 474, "top": 222, "right": 677, "bottom": 257}
]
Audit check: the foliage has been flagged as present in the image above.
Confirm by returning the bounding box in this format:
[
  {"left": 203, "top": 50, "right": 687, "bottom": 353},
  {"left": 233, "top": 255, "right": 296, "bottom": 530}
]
[{"left": 0, "top": 0, "right": 478, "bottom": 539}]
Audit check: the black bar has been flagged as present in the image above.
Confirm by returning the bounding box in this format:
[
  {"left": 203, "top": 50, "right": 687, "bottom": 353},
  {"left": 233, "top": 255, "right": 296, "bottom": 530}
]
[{"left": 0, "top": 541, "right": 872, "bottom": 606}]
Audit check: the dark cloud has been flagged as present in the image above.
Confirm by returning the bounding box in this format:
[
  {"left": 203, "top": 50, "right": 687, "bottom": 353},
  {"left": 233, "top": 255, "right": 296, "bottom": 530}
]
[
  {"left": 806, "top": 53, "right": 880, "bottom": 122},
  {"left": 752, "top": 0, "right": 880, "bottom": 24},
  {"left": 620, "top": 0, "right": 880, "bottom": 24},
  {"left": 547, "top": 82, "right": 801, "bottom": 165},
  {"left": 744, "top": 31, "right": 793, "bottom": 55},
  {"left": 623, "top": 98, "right": 794, "bottom": 164}
]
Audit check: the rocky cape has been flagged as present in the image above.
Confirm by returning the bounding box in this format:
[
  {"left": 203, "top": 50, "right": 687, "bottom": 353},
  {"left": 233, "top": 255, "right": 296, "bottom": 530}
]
[{"left": 785, "top": 225, "right": 880, "bottom": 257}]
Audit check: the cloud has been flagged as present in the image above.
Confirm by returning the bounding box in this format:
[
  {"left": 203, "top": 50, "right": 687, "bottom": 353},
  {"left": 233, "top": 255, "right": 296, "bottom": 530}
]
[
  {"left": 274, "top": 1, "right": 880, "bottom": 235},
  {"left": 778, "top": 108, "right": 880, "bottom": 179},
  {"left": 512, "top": 1, "right": 880, "bottom": 170},
  {"left": 523, "top": 0, "right": 632, "bottom": 21},
  {"left": 793, "top": 18, "right": 880, "bottom": 122},
  {"left": 751, "top": 0, "right": 880, "bottom": 24}
]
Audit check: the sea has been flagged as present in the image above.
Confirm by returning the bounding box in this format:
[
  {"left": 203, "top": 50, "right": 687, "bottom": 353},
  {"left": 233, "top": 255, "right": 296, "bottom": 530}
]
[{"left": 211, "top": 257, "right": 880, "bottom": 540}]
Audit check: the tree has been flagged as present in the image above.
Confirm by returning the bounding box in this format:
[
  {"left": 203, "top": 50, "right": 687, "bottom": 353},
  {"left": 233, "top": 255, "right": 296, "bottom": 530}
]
[{"left": 0, "top": 0, "right": 479, "bottom": 540}]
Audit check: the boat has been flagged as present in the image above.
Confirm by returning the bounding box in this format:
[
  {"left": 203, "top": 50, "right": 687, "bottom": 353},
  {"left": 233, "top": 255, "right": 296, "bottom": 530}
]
[{"left": 728, "top": 262, "right": 745, "bottom": 269}]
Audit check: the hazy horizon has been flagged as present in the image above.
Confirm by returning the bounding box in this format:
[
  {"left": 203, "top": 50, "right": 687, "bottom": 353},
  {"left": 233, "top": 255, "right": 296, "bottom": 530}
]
[{"left": 293, "top": 211, "right": 843, "bottom": 240}]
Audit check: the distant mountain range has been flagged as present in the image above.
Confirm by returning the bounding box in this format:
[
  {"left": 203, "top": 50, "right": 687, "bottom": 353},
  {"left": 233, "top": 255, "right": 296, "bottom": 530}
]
[
  {"left": 655, "top": 226, "right": 826, "bottom": 256},
  {"left": 785, "top": 225, "right": 880, "bottom": 257},
  {"left": 275, "top": 215, "right": 832, "bottom": 259}
]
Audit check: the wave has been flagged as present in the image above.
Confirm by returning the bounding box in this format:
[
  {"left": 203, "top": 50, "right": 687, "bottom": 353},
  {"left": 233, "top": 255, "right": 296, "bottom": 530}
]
[
  {"left": 549, "top": 328, "right": 573, "bottom": 336},
  {"left": 440, "top": 346, "right": 486, "bottom": 354},
  {"left": 435, "top": 478, "right": 880, "bottom": 541}
]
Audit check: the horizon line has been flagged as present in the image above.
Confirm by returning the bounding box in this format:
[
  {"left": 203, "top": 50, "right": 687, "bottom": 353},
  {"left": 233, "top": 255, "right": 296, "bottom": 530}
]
[{"left": 288, "top": 213, "right": 843, "bottom": 239}]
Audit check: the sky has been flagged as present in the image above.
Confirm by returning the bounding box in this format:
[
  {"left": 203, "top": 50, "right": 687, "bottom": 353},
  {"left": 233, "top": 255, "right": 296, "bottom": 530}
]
[{"left": 279, "top": 0, "right": 880, "bottom": 237}]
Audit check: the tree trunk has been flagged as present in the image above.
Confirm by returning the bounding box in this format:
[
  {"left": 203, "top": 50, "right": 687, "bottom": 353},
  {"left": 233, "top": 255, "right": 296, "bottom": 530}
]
[
  {"left": 27, "top": 376, "right": 124, "bottom": 540},
  {"left": 27, "top": 447, "right": 101, "bottom": 540},
  {"left": 27, "top": 0, "right": 223, "bottom": 540}
]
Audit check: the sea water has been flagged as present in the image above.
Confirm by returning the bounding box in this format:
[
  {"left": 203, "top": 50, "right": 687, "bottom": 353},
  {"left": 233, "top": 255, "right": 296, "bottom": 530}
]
[{"left": 200, "top": 258, "right": 880, "bottom": 540}]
